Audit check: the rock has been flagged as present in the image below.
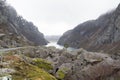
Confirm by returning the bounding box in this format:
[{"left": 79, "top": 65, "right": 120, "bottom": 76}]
[
  {"left": 50, "top": 48, "right": 120, "bottom": 80},
  {"left": 60, "top": 50, "right": 120, "bottom": 80},
  {"left": 83, "top": 52, "right": 109, "bottom": 63},
  {"left": 2, "top": 45, "right": 120, "bottom": 80},
  {"left": 0, "top": 33, "right": 5, "bottom": 38},
  {"left": 0, "top": 75, "right": 12, "bottom": 80},
  {"left": 58, "top": 3, "right": 120, "bottom": 54},
  {"left": 0, "top": 68, "right": 15, "bottom": 75}
]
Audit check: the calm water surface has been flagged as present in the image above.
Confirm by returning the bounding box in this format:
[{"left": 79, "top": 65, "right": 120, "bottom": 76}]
[{"left": 46, "top": 42, "right": 77, "bottom": 51}]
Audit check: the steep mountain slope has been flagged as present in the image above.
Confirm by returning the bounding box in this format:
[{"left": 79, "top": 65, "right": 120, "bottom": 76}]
[
  {"left": 58, "top": 3, "right": 120, "bottom": 53},
  {"left": 0, "top": 0, "right": 48, "bottom": 48}
]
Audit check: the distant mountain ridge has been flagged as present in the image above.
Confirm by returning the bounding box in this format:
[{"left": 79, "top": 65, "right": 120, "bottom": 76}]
[
  {"left": 58, "top": 3, "right": 120, "bottom": 54},
  {"left": 45, "top": 35, "right": 61, "bottom": 42},
  {"left": 0, "top": 0, "right": 48, "bottom": 48}
]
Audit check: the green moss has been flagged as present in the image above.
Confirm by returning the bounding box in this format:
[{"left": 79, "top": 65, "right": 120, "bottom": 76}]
[
  {"left": 32, "top": 58, "right": 53, "bottom": 71},
  {"left": 1, "top": 51, "right": 56, "bottom": 80},
  {"left": 11, "top": 60, "right": 57, "bottom": 80},
  {"left": 56, "top": 70, "right": 65, "bottom": 80},
  {"left": 56, "top": 67, "right": 69, "bottom": 80}
]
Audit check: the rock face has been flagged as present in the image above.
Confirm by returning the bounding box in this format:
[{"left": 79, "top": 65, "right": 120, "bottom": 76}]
[
  {"left": 58, "top": 3, "right": 120, "bottom": 53},
  {"left": 0, "top": 0, "right": 48, "bottom": 48}
]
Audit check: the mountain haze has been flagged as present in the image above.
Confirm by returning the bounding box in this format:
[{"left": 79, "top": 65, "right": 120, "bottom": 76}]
[{"left": 58, "top": 3, "right": 120, "bottom": 54}]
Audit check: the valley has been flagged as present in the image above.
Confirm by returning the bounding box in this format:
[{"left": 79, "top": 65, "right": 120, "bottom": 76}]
[{"left": 0, "top": 0, "right": 120, "bottom": 80}]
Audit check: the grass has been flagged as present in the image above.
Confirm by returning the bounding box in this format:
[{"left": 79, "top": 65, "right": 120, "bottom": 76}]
[
  {"left": 11, "top": 61, "right": 56, "bottom": 80},
  {"left": 3, "top": 54, "right": 57, "bottom": 80},
  {"left": 32, "top": 58, "right": 53, "bottom": 71},
  {"left": 56, "top": 70, "right": 65, "bottom": 80}
]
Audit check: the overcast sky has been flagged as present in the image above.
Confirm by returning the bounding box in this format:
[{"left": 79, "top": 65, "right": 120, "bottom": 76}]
[{"left": 7, "top": 0, "right": 120, "bottom": 36}]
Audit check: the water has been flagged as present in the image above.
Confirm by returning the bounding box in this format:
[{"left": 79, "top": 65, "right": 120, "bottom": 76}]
[
  {"left": 46, "top": 42, "right": 77, "bottom": 51},
  {"left": 46, "top": 42, "right": 63, "bottom": 49}
]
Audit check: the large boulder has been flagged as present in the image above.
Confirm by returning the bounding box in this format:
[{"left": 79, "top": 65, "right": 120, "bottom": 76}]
[{"left": 53, "top": 49, "right": 120, "bottom": 80}]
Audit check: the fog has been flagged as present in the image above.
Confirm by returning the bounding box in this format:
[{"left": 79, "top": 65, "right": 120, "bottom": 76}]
[{"left": 7, "top": 0, "right": 120, "bottom": 35}]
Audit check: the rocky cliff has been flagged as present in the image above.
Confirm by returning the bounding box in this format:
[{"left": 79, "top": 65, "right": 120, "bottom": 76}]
[
  {"left": 0, "top": 0, "right": 48, "bottom": 48},
  {"left": 58, "top": 3, "right": 120, "bottom": 54}
]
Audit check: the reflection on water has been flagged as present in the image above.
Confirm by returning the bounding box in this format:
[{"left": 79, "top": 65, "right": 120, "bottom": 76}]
[
  {"left": 46, "top": 42, "right": 63, "bottom": 49},
  {"left": 46, "top": 42, "right": 77, "bottom": 51}
]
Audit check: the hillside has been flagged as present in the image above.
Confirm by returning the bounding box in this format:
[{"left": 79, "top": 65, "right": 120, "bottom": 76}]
[
  {"left": 0, "top": 0, "right": 48, "bottom": 48},
  {"left": 58, "top": 3, "right": 120, "bottom": 54}
]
